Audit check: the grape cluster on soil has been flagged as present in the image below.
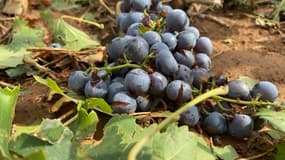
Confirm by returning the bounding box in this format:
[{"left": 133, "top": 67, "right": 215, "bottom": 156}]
[{"left": 65, "top": 0, "right": 279, "bottom": 139}]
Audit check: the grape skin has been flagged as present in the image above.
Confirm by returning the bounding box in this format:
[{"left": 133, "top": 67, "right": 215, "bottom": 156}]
[
  {"left": 180, "top": 106, "right": 200, "bottom": 126},
  {"left": 203, "top": 112, "right": 228, "bottom": 135},
  {"left": 111, "top": 92, "right": 137, "bottom": 114},
  {"left": 125, "top": 69, "right": 151, "bottom": 96},
  {"left": 166, "top": 80, "right": 192, "bottom": 102},
  {"left": 251, "top": 81, "right": 278, "bottom": 102},
  {"left": 228, "top": 114, "right": 254, "bottom": 139}
]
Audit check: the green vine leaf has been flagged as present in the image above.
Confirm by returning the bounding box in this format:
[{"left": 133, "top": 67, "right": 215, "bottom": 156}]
[
  {"left": 0, "top": 18, "right": 44, "bottom": 68},
  {"left": 275, "top": 141, "right": 285, "bottom": 160},
  {"left": 0, "top": 86, "right": 20, "bottom": 160},
  {"left": 256, "top": 108, "right": 285, "bottom": 132},
  {"left": 78, "top": 114, "right": 236, "bottom": 160},
  {"left": 42, "top": 10, "right": 100, "bottom": 51}
]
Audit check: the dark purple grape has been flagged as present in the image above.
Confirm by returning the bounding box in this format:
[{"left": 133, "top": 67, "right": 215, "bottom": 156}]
[
  {"left": 161, "top": 32, "right": 177, "bottom": 51},
  {"left": 111, "top": 92, "right": 137, "bottom": 113},
  {"left": 125, "top": 69, "right": 151, "bottom": 96},
  {"left": 195, "top": 53, "right": 211, "bottom": 70},
  {"left": 156, "top": 50, "right": 179, "bottom": 76},
  {"left": 143, "top": 31, "right": 162, "bottom": 46},
  {"left": 176, "top": 31, "right": 197, "bottom": 50},
  {"left": 149, "top": 71, "right": 168, "bottom": 96},
  {"left": 166, "top": 80, "right": 192, "bottom": 102},
  {"left": 251, "top": 81, "right": 278, "bottom": 102},
  {"left": 150, "top": 42, "right": 169, "bottom": 54},
  {"left": 184, "top": 26, "right": 200, "bottom": 39},
  {"left": 174, "top": 49, "right": 195, "bottom": 68},
  {"left": 136, "top": 96, "right": 151, "bottom": 111},
  {"left": 228, "top": 114, "right": 254, "bottom": 139},
  {"left": 126, "top": 23, "right": 143, "bottom": 36},
  {"left": 84, "top": 80, "right": 108, "bottom": 98},
  {"left": 180, "top": 106, "right": 200, "bottom": 126},
  {"left": 49, "top": 43, "right": 62, "bottom": 48},
  {"left": 116, "top": 13, "right": 128, "bottom": 28},
  {"left": 192, "top": 68, "right": 210, "bottom": 89},
  {"left": 131, "top": 0, "right": 151, "bottom": 12},
  {"left": 125, "top": 36, "right": 149, "bottom": 63},
  {"left": 174, "top": 64, "right": 193, "bottom": 84},
  {"left": 68, "top": 71, "right": 89, "bottom": 93},
  {"left": 166, "top": 9, "right": 188, "bottom": 32},
  {"left": 203, "top": 112, "right": 228, "bottom": 135},
  {"left": 107, "top": 36, "right": 128, "bottom": 59},
  {"left": 119, "top": 12, "right": 144, "bottom": 33},
  {"left": 107, "top": 81, "right": 127, "bottom": 103},
  {"left": 194, "top": 37, "right": 213, "bottom": 56},
  {"left": 228, "top": 80, "right": 250, "bottom": 100}
]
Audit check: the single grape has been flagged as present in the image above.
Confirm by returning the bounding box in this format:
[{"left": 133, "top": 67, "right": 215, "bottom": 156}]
[
  {"left": 228, "top": 114, "right": 254, "bottom": 139},
  {"left": 150, "top": 42, "right": 169, "bottom": 54},
  {"left": 116, "top": 13, "right": 128, "bottom": 28},
  {"left": 68, "top": 71, "right": 89, "bottom": 93},
  {"left": 49, "top": 43, "right": 62, "bottom": 48},
  {"left": 166, "top": 80, "right": 192, "bottom": 102},
  {"left": 192, "top": 68, "right": 210, "bottom": 89},
  {"left": 173, "top": 49, "right": 195, "bottom": 68},
  {"left": 143, "top": 31, "right": 162, "bottom": 46},
  {"left": 136, "top": 96, "right": 151, "bottom": 112},
  {"left": 194, "top": 37, "right": 213, "bottom": 56},
  {"left": 111, "top": 92, "right": 137, "bottom": 113},
  {"left": 107, "top": 36, "right": 129, "bottom": 59},
  {"left": 119, "top": 12, "right": 144, "bottom": 33},
  {"left": 251, "top": 81, "right": 278, "bottom": 102},
  {"left": 125, "top": 36, "right": 149, "bottom": 63},
  {"left": 166, "top": 9, "right": 188, "bottom": 32},
  {"left": 84, "top": 79, "right": 108, "bottom": 98},
  {"left": 184, "top": 26, "right": 200, "bottom": 39},
  {"left": 228, "top": 80, "right": 250, "bottom": 100},
  {"left": 125, "top": 69, "right": 151, "bottom": 96},
  {"left": 161, "top": 32, "right": 177, "bottom": 51},
  {"left": 176, "top": 31, "right": 197, "bottom": 50},
  {"left": 180, "top": 106, "right": 200, "bottom": 126},
  {"left": 149, "top": 71, "right": 168, "bottom": 96},
  {"left": 155, "top": 50, "right": 179, "bottom": 76},
  {"left": 107, "top": 81, "right": 128, "bottom": 103},
  {"left": 203, "top": 112, "right": 228, "bottom": 135},
  {"left": 195, "top": 53, "right": 211, "bottom": 70},
  {"left": 131, "top": 0, "right": 151, "bottom": 12},
  {"left": 174, "top": 64, "right": 193, "bottom": 84},
  {"left": 126, "top": 23, "right": 143, "bottom": 36}
]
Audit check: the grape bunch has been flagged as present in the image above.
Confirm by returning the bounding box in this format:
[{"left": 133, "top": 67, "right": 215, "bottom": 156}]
[{"left": 67, "top": 0, "right": 280, "bottom": 139}]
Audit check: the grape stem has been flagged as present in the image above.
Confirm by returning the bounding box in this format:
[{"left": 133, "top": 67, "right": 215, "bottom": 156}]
[
  {"left": 128, "top": 86, "right": 229, "bottom": 160},
  {"left": 95, "top": 63, "right": 142, "bottom": 72},
  {"left": 212, "top": 96, "right": 276, "bottom": 107}
]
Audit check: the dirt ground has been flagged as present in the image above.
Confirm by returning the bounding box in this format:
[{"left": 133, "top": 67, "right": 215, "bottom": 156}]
[{"left": 7, "top": 3, "right": 285, "bottom": 159}]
